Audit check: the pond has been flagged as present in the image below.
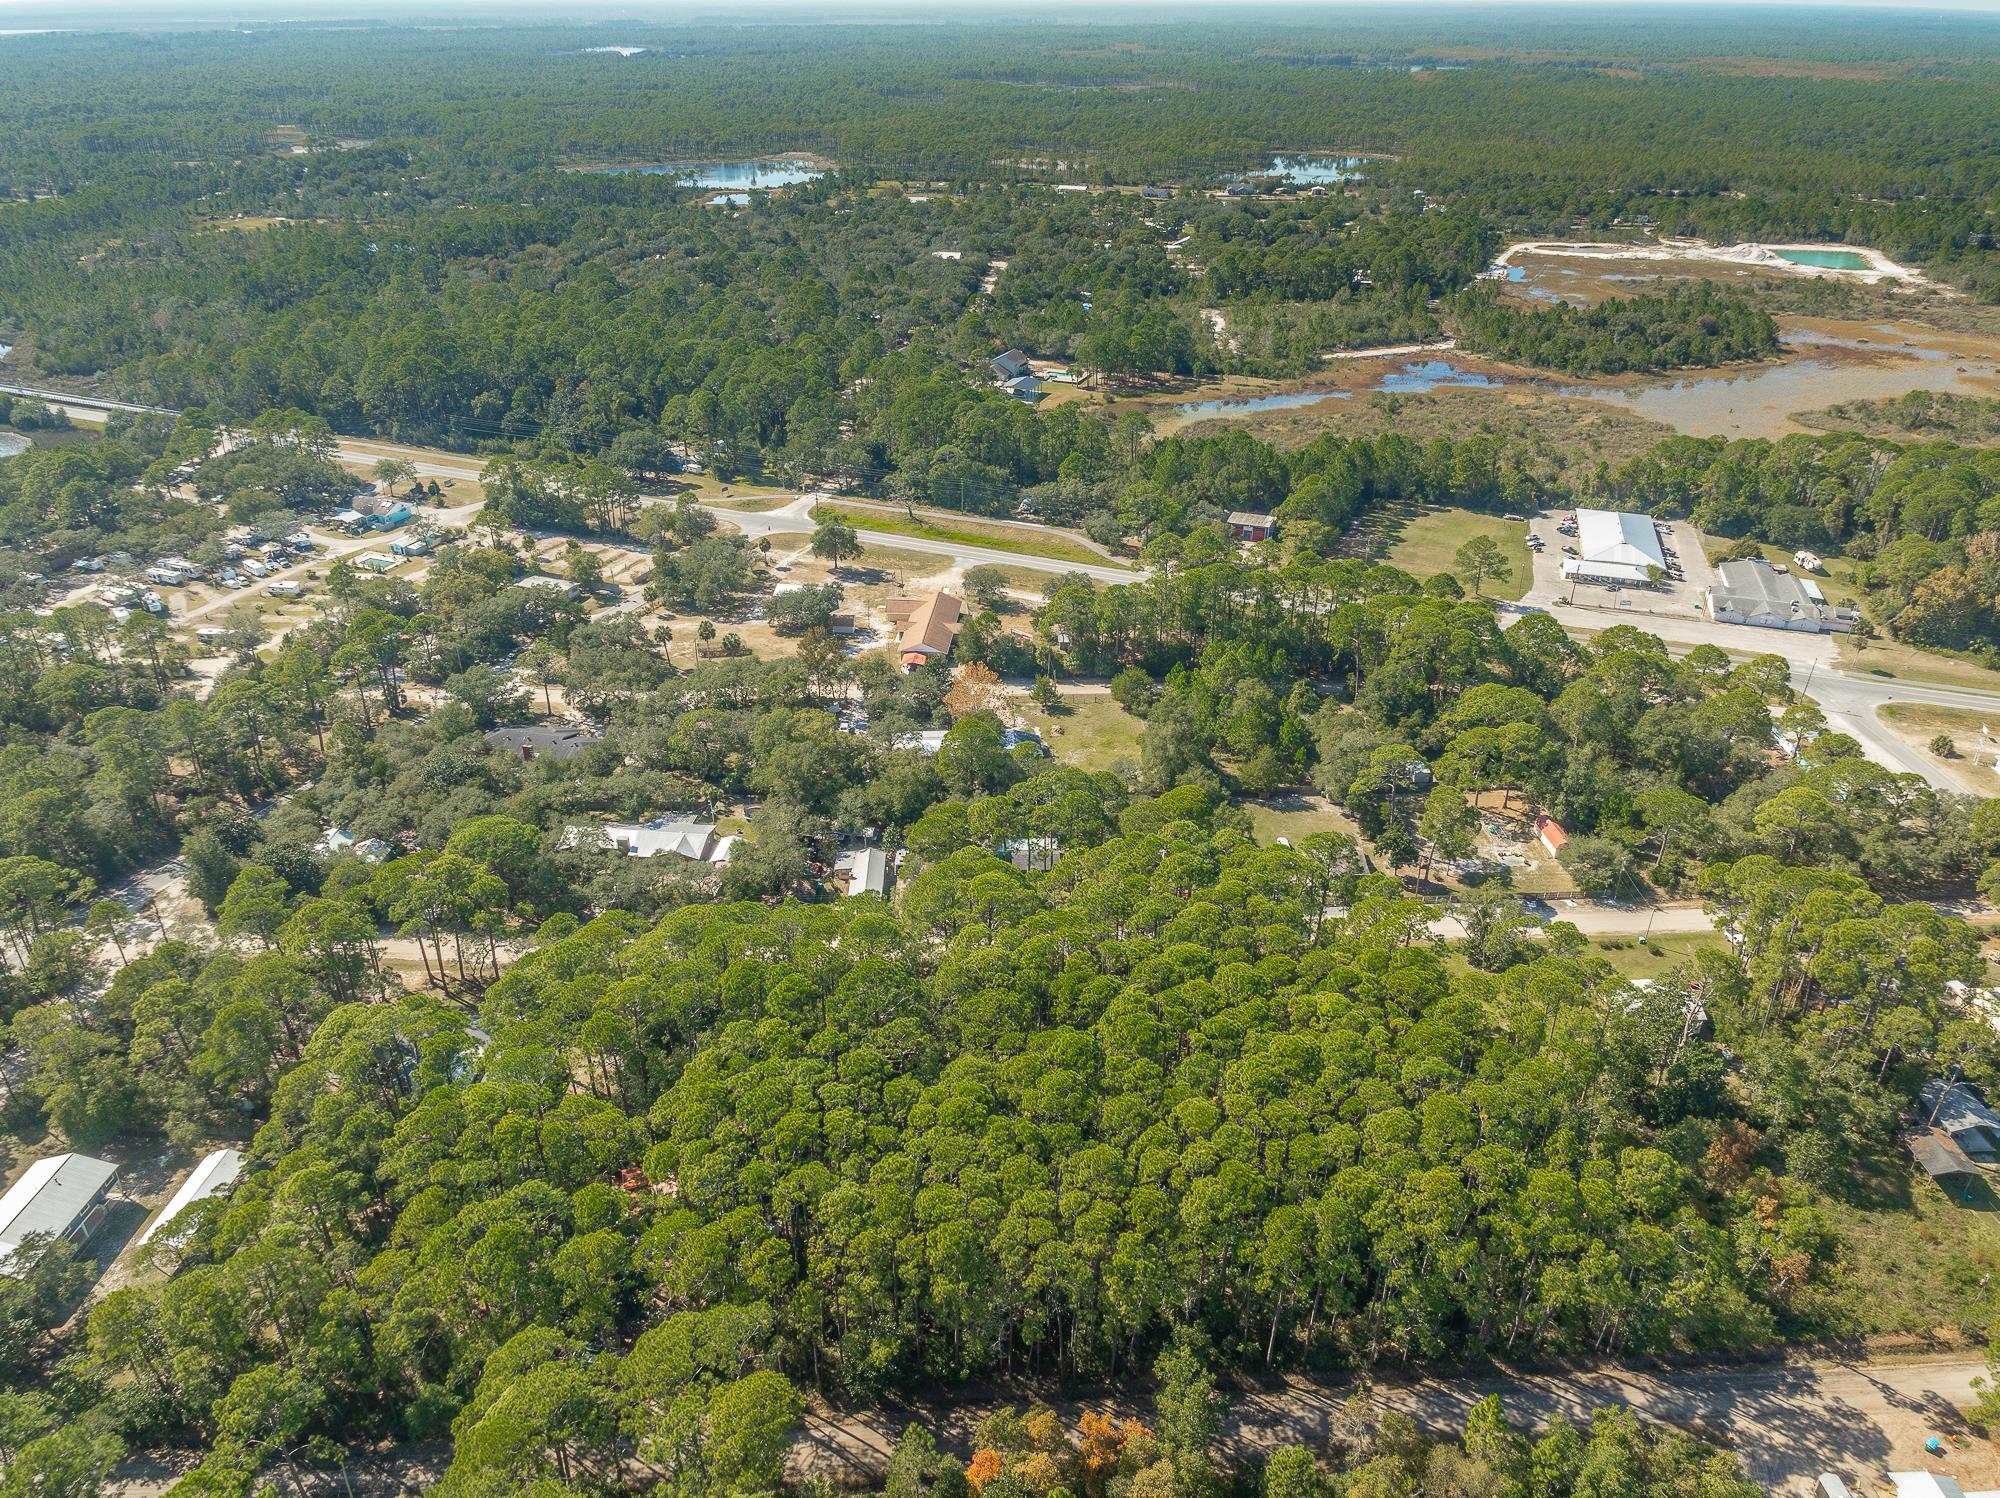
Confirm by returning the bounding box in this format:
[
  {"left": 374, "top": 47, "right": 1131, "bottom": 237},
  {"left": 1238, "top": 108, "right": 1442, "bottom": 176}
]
[
  {"left": 1176, "top": 388, "right": 1354, "bottom": 419},
  {"left": 1559, "top": 345, "right": 2000, "bottom": 439},
  {"left": 1171, "top": 359, "right": 1505, "bottom": 418},
  {"left": 597, "top": 158, "right": 825, "bottom": 189},
  {"left": 0, "top": 434, "right": 29, "bottom": 459},
  {"left": 1266, "top": 155, "right": 1369, "bottom": 185},
  {"left": 1376, "top": 360, "right": 1502, "bottom": 394},
  {"left": 1772, "top": 248, "right": 1870, "bottom": 271}
]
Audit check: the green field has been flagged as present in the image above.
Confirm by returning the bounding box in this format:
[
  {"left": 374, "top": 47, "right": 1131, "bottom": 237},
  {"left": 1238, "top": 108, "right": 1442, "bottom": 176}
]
[
  {"left": 1839, "top": 636, "right": 2000, "bottom": 693},
  {"left": 1809, "top": 1139, "right": 2000, "bottom": 1339},
  {"left": 1246, "top": 796, "right": 1367, "bottom": 847},
  {"left": 1381, "top": 506, "right": 1534, "bottom": 600},
  {"left": 1584, "top": 931, "right": 1730, "bottom": 980},
  {"left": 812, "top": 503, "right": 1115, "bottom": 568},
  {"left": 1019, "top": 694, "right": 1146, "bottom": 774}
]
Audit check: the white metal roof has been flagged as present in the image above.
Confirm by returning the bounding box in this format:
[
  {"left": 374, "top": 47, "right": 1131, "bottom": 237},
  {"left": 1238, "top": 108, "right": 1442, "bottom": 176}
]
[
  {"left": 1574, "top": 509, "right": 1664, "bottom": 571},
  {"left": 0, "top": 1153, "right": 119, "bottom": 1274},
  {"left": 138, "top": 1148, "right": 244, "bottom": 1249},
  {"left": 836, "top": 847, "right": 890, "bottom": 897}
]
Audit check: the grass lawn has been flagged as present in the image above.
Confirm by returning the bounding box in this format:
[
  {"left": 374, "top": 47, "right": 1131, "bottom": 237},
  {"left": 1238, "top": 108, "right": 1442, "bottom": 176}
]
[
  {"left": 1879, "top": 704, "right": 2000, "bottom": 793},
  {"left": 1245, "top": 795, "right": 1367, "bottom": 848},
  {"left": 852, "top": 544, "right": 957, "bottom": 582},
  {"left": 1018, "top": 695, "right": 1145, "bottom": 774},
  {"left": 1808, "top": 1139, "right": 2000, "bottom": 1340},
  {"left": 1839, "top": 635, "right": 2000, "bottom": 693},
  {"left": 1583, "top": 931, "right": 1729, "bottom": 981},
  {"left": 812, "top": 503, "right": 1117, "bottom": 569},
  {"left": 1381, "top": 506, "right": 1534, "bottom": 600}
]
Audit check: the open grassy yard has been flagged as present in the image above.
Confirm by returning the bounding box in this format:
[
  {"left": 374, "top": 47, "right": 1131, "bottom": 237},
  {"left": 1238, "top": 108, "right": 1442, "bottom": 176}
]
[
  {"left": 1245, "top": 794, "right": 1368, "bottom": 848},
  {"left": 1879, "top": 704, "right": 2000, "bottom": 793},
  {"left": 1583, "top": 931, "right": 1730, "bottom": 981},
  {"left": 812, "top": 503, "right": 1112, "bottom": 568},
  {"left": 850, "top": 544, "right": 957, "bottom": 583},
  {"left": 1839, "top": 635, "right": 2000, "bottom": 693},
  {"left": 1018, "top": 694, "right": 1145, "bottom": 775},
  {"left": 1381, "top": 506, "right": 1534, "bottom": 600},
  {"left": 1807, "top": 1140, "right": 2000, "bottom": 1341}
]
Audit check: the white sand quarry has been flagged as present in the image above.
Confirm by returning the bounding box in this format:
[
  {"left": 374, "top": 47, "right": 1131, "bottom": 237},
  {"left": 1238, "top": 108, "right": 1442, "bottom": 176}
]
[{"left": 1492, "top": 238, "right": 1933, "bottom": 288}]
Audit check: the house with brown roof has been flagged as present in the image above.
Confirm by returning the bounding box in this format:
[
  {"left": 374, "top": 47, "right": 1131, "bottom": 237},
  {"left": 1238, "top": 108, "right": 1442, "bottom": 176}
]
[{"left": 885, "top": 590, "right": 963, "bottom": 671}]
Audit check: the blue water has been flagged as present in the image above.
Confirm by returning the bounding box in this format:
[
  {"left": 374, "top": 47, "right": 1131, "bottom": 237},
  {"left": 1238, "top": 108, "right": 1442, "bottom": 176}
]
[
  {"left": 1503, "top": 266, "right": 1526, "bottom": 282},
  {"left": 1377, "top": 360, "right": 1501, "bottom": 393},
  {"left": 1175, "top": 359, "right": 1503, "bottom": 418},
  {"left": 1773, "top": 248, "right": 1869, "bottom": 271},
  {"left": 1177, "top": 388, "right": 1354, "bottom": 418},
  {"left": 599, "top": 159, "right": 824, "bottom": 189},
  {"left": 1267, "top": 155, "right": 1369, "bottom": 184}
]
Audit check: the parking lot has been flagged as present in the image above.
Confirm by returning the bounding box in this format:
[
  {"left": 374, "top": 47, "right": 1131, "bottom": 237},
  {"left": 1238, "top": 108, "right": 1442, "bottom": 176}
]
[{"left": 1524, "top": 508, "right": 1718, "bottom": 620}]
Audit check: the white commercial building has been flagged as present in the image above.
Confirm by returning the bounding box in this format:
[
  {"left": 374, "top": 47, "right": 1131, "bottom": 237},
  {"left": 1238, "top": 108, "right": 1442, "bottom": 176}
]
[
  {"left": 1561, "top": 508, "right": 1666, "bottom": 586},
  {"left": 1705, "top": 558, "right": 1854, "bottom": 634}
]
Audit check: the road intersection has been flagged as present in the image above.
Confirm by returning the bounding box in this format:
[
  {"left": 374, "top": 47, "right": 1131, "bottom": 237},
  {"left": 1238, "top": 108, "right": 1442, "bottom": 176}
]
[{"left": 12, "top": 382, "right": 1998, "bottom": 791}]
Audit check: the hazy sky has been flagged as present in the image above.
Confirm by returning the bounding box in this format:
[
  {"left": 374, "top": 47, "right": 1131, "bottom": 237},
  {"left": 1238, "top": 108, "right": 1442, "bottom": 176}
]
[{"left": 6, "top": 0, "right": 2000, "bottom": 17}]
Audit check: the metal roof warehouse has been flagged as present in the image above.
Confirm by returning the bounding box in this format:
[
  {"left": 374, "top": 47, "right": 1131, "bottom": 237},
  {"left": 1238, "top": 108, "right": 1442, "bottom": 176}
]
[
  {"left": 1561, "top": 508, "right": 1666, "bottom": 585},
  {"left": 0, "top": 1152, "right": 119, "bottom": 1276}
]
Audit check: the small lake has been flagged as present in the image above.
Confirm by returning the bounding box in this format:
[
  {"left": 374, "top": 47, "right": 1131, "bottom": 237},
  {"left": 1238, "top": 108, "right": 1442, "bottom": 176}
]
[
  {"left": 1177, "top": 388, "right": 1354, "bottom": 419},
  {"left": 1173, "top": 359, "right": 1504, "bottom": 419},
  {"left": 1267, "top": 155, "right": 1369, "bottom": 185},
  {"left": 602, "top": 158, "right": 824, "bottom": 189},
  {"left": 0, "top": 434, "right": 30, "bottom": 459},
  {"left": 1774, "top": 248, "right": 1870, "bottom": 271},
  {"left": 1378, "top": 360, "right": 1502, "bottom": 393},
  {"left": 1559, "top": 347, "right": 2000, "bottom": 439}
]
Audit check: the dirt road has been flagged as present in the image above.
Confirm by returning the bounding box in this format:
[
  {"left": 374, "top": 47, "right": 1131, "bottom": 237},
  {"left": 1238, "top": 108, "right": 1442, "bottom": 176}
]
[
  {"left": 110, "top": 1352, "right": 1990, "bottom": 1496},
  {"left": 791, "top": 1354, "right": 1994, "bottom": 1497}
]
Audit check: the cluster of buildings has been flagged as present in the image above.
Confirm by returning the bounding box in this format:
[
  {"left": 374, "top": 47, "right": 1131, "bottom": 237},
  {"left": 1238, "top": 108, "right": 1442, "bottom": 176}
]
[
  {"left": 986, "top": 349, "right": 1081, "bottom": 403},
  {"left": 0, "top": 1146, "right": 243, "bottom": 1280},
  {"left": 1556, "top": 505, "right": 1858, "bottom": 635},
  {"left": 331, "top": 491, "right": 417, "bottom": 535}
]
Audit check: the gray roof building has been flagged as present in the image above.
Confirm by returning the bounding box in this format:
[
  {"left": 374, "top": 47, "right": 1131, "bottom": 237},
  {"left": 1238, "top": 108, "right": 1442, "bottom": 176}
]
[
  {"left": 1907, "top": 1128, "right": 1980, "bottom": 1188},
  {"left": 990, "top": 349, "right": 1032, "bottom": 381},
  {"left": 0, "top": 1153, "right": 119, "bottom": 1276},
  {"left": 485, "top": 724, "right": 602, "bottom": 763},
  {"left": 1706, "top": 559, "right": 1854, "bottom": 634},
  {"left": 1921, "top": 1078, "right": 2000, "bottom": 1160}
]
